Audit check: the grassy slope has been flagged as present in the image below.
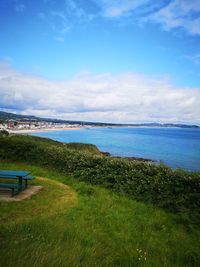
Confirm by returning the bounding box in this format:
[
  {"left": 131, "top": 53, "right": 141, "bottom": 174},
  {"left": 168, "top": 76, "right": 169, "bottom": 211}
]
[
  {"left": 0, "top": 161, "right": 200, "bottom": 267},
  {"left": 0, "top": 135, "right": 199, "bottom": 216}
]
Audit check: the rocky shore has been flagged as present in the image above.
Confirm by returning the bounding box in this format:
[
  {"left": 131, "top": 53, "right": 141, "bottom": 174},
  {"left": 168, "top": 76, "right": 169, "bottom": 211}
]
[{"left": 101, "top": 151, "right": 156, "bottom": 163}]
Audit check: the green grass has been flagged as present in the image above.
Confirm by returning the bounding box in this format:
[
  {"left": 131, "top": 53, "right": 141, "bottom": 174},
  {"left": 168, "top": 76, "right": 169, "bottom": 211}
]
[
  {"left": 1, "top": 135, "right": 199, "bottom": 216},
  {"left": 0, "top": 161, "right": 199, "bottom": 267}
]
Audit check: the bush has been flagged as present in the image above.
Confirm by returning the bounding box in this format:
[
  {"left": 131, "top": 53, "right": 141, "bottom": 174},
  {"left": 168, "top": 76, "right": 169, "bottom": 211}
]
[
  {"left": 0, "top": 130, "right": 9, "bottom": 136},
  {"left": 74, "top": 182, "right": 96, "bottom": 196},
  {"left": 0, "top": 135, "right": 199, "bottom": 215}
]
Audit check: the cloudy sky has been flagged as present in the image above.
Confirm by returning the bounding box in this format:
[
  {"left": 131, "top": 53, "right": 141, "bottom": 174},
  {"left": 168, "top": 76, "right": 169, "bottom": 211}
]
[{"left": 0, "top": 0, "right": 200, "bottom": 124}]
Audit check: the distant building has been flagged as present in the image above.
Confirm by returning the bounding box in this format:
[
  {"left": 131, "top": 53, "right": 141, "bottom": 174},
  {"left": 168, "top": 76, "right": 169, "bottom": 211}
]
[{"left": 7, "top": 120, "right": 15, "bottom": 129}]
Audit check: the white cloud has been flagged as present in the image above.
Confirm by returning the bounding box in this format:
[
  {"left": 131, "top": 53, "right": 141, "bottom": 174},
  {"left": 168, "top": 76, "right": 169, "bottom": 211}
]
[
  {"left": 53, "top": 36, "right": 65, "bottom": 42},
  {"left": 37, "top": 0, "right": 200, "bottom": 37},
  {"left": 94, "top": 0, "right": 200, "bottom": 35},
  {"left": 97, "top": 0, "right": 150, "bottom": 18},
  {"left": 146, "top": 0, "right": 200, "bottom": 35},
  {"left": 0, "top": 61, "right": 200, "bottom": 124},
  {"left": 38, "top": 0, "right": 95, "bottom": 41}
]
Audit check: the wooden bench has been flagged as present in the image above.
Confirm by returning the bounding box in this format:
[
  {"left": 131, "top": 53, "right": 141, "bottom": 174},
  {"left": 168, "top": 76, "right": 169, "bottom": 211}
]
[
  {"left": 0, "top": 170, "right": 35, "bottom": 196},
  {"left": 23, "top": 176, "right": 35, "bottom": 188},
  {"left": 0, "top": 175, "right": 35, "bottom": 187},
  {"left": 0, "top": 183, "right": 25, "bottom": 196}
]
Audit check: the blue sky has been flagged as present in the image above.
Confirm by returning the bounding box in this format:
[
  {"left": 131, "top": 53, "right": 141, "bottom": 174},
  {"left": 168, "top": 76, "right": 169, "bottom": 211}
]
[{"left": 0, "top": 0, "right": 200, "bottom": 124}]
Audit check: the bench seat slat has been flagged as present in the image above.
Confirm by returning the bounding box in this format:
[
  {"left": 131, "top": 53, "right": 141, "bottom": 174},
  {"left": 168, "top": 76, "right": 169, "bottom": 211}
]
[
  {"left": 0, "top": 183, "right": 19, "bottom": 188},
  {"left": 0, "top": 176, "right": 19, "bottom": 179},
  {"left": 0, "top": 175, "right": 21, "bottom": 179},
  {"left": 0, "top": 183, "right": 25, "bottom": 188},
  {"left": 0, "top": 175, "right": 35, "bottom": 180}
]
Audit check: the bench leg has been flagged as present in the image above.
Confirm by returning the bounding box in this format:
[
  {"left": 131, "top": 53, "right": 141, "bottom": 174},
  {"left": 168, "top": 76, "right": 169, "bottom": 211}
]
[
  {"left": 18, "top": 177, "right": 23, "bottom": 192},
  {"left": 11, "top": 188, "right": 14, "bottom": 197},
  {"left": 25, "top": 179, "right": 28, "bottom": 188}
]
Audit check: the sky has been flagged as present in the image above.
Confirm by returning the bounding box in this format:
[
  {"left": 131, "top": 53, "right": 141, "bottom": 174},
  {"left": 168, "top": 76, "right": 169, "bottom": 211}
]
[{"left": 0, "top": 0, "right": 200, "bottom": 124}]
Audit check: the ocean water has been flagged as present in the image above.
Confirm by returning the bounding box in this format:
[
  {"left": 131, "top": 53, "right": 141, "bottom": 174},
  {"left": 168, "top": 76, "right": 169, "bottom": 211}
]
[{"left": 30, "top": 127, "right": 200, "bottom": 171}]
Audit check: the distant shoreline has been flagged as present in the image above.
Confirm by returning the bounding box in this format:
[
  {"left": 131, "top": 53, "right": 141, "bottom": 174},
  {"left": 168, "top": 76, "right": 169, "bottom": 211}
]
[
  {"left": 8, "top": 127, "right": 84, "bottom": 134},
  {"left": 8, "top": 124, "right": 200, "bottom": 134},
  {"left": 9, "top": 127, "right": 158, "bottom": 163},
  {"left": 6, "top": 126, "right": 200, "bottom": 171}
]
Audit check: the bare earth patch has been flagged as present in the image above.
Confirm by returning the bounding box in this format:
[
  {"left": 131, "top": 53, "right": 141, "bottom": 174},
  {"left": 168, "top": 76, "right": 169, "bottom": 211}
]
[{"left": 0, "top": 185, "right": 43, "bottom": 202}]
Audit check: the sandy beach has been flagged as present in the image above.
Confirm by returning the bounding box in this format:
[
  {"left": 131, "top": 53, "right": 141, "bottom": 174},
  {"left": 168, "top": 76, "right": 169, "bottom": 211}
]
[{"left": 8, "top": 126, "right": 85, "bottom": 134}]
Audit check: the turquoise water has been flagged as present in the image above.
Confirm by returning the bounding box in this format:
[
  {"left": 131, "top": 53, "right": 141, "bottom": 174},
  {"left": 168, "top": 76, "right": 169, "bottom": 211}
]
[{"left": 30, "top": 127, "right": 200, "bottom": 171}]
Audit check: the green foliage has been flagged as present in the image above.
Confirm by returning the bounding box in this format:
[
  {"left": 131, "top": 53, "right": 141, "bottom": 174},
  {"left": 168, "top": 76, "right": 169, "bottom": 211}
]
[
  {"left": 64, "top": 142, "right": 102, "bottom": 155},
  {"left": 0, "top": 129, "right": 9, "bottom": 136},
  {"left": 74, "top": 181, "right": 96, "bottom": 196},
  {"left": 0, "top": 161, "right": 200, "bottom": 267},
  {"left": 0, "top": 135, "right": 199, "bottom": 216}
]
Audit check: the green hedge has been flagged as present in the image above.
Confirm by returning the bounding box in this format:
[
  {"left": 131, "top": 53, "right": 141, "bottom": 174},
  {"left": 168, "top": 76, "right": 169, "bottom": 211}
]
[{"left": 0, "top": 135, "right": 199, "bottom": 215}]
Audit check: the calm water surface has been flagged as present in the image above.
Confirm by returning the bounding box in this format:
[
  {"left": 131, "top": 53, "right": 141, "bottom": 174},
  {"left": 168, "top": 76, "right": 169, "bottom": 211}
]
[{"left": 31, "top": 127, "right": 200, "bottom": 171}]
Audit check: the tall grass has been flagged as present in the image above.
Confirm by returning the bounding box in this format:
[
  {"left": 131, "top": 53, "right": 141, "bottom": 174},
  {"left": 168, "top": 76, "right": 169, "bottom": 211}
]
[{"left": 0, "top": 161, "right": 200, "bottom": 267}]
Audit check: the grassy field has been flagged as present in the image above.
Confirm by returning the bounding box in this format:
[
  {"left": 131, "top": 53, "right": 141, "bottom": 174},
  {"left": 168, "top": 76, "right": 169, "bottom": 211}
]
[{"left": 0, "top": 160, "right": 199, "bottom": 267}]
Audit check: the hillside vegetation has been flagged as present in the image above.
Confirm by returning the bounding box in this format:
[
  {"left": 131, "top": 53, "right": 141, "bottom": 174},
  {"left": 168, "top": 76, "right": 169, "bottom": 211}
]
[
  {"left": 0, "top": 135, "right": 199, "bottom": 219},
  {"left": 0, "top": 161, "right": 200, "bottom": 267},
  {"left": 0, "top": 135, "right": 200, "bottom": 266}
]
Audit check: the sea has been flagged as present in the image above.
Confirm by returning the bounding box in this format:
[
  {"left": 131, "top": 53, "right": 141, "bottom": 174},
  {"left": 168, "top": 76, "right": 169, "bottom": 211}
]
[{"left": 30, "top": 127, "right": 200, "bottom": 172}]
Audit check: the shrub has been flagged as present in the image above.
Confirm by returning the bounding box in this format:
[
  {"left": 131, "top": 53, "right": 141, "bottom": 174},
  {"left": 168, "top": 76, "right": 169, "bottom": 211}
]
[
  {"left": 0, "top": 135, "right": 199, "bottom": 215},
  {"left": 0, "top": 130, "right": 9, "bottom": 136},
  {"left": 74, "top": 182, "right": 96, "bottom": 196}
]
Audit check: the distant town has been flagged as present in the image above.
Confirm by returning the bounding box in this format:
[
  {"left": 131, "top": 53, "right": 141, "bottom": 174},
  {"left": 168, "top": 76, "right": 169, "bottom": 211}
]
[
  {"left": 0, "top": 111, "right": 199, "bottom": 132},
  {"left": 0, "top": 119, "right": 83, "bottom": 132}
]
